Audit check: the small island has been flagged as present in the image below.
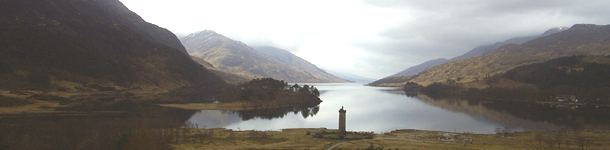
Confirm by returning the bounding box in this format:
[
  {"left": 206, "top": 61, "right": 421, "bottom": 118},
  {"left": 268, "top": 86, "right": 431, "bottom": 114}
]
[{"left": 160, "top": 78, "right": 322, "bottom": 111}]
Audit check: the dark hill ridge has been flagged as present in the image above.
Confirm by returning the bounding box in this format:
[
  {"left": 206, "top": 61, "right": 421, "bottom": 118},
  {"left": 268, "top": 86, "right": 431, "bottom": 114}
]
[
  {"left": 181, "top": 30, "right": 328, "bottom": 83},
  {"left": 503, "top": 55, "right": 610, "bottom": 89},
  {"left": 0, "top": 0, "right": 225, "bottom": 92},
  {"left": 252, "top": 46, "right": 347, "bottom": 83}
]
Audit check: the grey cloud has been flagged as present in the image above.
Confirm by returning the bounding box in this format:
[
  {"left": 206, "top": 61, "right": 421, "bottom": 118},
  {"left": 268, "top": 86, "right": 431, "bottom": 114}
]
[{"left": 161, "top": 0, "right": 610, "bottom": 79}]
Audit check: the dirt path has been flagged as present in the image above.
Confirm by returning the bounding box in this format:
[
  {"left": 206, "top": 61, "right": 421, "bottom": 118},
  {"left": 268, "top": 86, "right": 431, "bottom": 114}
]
[
  {"left": 326, "top": 141, "right": 347, "bottom": 150},
  {"left": 326, "top": 139, "right": 373, "bottom": 150}
]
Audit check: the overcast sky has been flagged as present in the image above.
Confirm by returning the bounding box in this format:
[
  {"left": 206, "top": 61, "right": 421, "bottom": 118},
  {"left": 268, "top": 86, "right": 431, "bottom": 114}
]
[{"left": 119, "top": 0, "right": 610, "bottom": 79}]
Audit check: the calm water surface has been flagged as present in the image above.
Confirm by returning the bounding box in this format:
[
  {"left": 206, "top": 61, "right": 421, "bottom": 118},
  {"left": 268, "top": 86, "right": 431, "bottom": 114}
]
[{"left": 188, "top": 83, "right": 531, "bottom": 133}]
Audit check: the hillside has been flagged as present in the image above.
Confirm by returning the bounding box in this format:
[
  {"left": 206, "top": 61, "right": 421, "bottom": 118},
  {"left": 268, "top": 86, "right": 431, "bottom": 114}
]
[
  {"left": 387, "top": 58, "right": 450, "bottom": 78},
  {"left": 191, "top": 56, "right": 252, "bottom": 85},
  {"left": 503, "top": 55, "right": 610, "bottom": 89},
  {"left": 370, "top": 37, "right": 536, "bottom": 87},
  {"left": 410, "top": 24, "right": 610, "bottom": 86},
  {"left": 366, "top": 75, "right": 413, "bottom": 87},
  {"left": 373, "top": 27, "right": 568, "bottom": 87},
  {"left": 181, "top": 30, "right": 327, "bottom": 83},
  {"left": 385, "top": 35, "right": 543, "bottom": 78},
  {"left": 419, "top": 55, "right": 610, "bottom": 102},
  {"left": 253, "top": 46, "right": 346, "bottom": 83},
  {"left": 0, "top": 0, "right": 226, "bottom": 93}
]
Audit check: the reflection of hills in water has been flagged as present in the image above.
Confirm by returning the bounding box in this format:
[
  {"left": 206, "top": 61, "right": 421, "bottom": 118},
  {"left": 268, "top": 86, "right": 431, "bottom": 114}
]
[
  {"left": 232, "top": 106, "right": 320, "bottom": 121},
  {"left": 375, "top": 89, "right": 610, "bottom": 131},
  {"left": 187, "top": 105, "right": 319, "bottom": 128},
  {"left": 187, "top": 110, "right": 244, "bottom": 128},
  {"left": 415, "top": 95, "right": 562, "bottom": 131}
]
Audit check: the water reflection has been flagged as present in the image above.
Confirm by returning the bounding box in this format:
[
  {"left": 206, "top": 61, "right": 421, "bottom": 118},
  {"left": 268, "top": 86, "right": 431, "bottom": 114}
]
[
  {"left": 187, "top": 83, "right": 511, "bottom": 133},
  {"left": 188, "top": 83, "right": 610, "bottom": 133},
  {"left": 229, "top": 106, "right": 319, "bottom": 121},
  {"left": 187, "top": 106, "right": 319, "bottom": 128},
  {"left": 383, "top": 88, "right": 610, "bottom": 132},
  {"left": 415, "top": 95, "right": 561, "bottom": 131}
]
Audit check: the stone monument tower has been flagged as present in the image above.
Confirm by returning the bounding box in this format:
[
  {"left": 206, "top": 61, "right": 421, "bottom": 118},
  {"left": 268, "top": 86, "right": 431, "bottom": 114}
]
[{"left": 339, "top": 106, "right": 346, "bottom": 138}]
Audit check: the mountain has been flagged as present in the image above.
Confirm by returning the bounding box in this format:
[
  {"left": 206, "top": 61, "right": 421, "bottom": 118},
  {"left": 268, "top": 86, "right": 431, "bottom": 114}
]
[
  {"left": 252, "top": 46, "right": 347, "bottom": 83},
  {"left": 191, "top": 56, "right": 253, "bottom": 85},
  {"left": 324, "top": 70, "right": 375, "bottom": 83},
  {"left": 410, "top": 24, "right": 610, "bottom": 86},
  {"left": 180, "top": 30, "right": 325, "bottom": 83},
  {"left": 387, "top": 58, "right": 450, "bottom": 78},
  {"left": 366, "top": 75, "right": 413, "bottom": 86},
  {"left": 387, "top": 27, "right": 568, "bottom": 78},
  {"left": 370, "top": 27, "right": 569, "bottom": 87},
  {"left": 503, "top": 55, "right": 610, "bottom": 89},
  {"left": 0, "top": 0, "right": 226, "bottom": 93}
]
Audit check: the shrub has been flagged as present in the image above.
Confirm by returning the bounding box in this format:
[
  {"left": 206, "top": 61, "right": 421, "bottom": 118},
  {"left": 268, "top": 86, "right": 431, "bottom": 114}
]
[{"left": 26, "top": 73, "right": 50, "bottom": 88}]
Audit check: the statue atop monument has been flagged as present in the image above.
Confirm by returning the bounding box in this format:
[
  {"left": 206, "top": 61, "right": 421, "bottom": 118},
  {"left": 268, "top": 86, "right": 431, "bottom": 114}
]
[{"left": 339, "top": 106, "right": 346, "bottom": 138}]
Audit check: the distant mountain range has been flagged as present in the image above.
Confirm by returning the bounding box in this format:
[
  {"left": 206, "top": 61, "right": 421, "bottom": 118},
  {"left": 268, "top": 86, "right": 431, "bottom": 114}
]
[
  {"left": 369, "top": 27, "right": 569, "bottom": 86},
  {"left": 387, "top": 27, "right": 569, "bottom": 78},
  {"left": 408, "top": 24, "right": 610, "bottom": 86},
  {"left": 323, "top": 70, "right": 376, "bottom": 83},
  {"left": 0, "top": 0, "right": 225, "bottom": 93},
  {"left": 181, "top": 30, "right": 346, "bottom": 83}
]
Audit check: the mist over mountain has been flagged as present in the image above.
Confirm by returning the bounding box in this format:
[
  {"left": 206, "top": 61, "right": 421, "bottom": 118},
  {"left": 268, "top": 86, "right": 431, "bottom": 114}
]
[
  {"left": 324, "top": 70, "right": 375, "bottom": 83},
  {"left": 0, "top": 0, "right": 225, "bottom": 92},
  {"left": 181, "top": 30, "right": 331, "bottom": 83},
  {"left": 252, "top": 46, "right": 346, "bottom": 83}
]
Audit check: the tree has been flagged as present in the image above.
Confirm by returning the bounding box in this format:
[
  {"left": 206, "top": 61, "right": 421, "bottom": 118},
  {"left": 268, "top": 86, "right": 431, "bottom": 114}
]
[
  {"left": 27, "top": 73, "right": 50, "bottom": 88},
  {"left": 403, "top": 82, "right": 423, "bottom": 93},
  {"left": 300, "top": 85, "right": 310, "bottom": 94},
  {"left": 312, "top": 88, "right": 320, "bottom": 97},
  {"left": 292, "top": 84, "right": 300, "bottom": 92}
]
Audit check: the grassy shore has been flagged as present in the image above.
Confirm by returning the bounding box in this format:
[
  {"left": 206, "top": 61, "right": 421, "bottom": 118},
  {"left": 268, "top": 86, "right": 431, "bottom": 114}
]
[
  {"left": 0, "top": 89, "right": 163, "bottom": 116},
  {"left": 170, "top": 128, "right": 344, "bottom": 150},
  {"left": 171, "top": 128, "right": 610, "bottom": 150},
  {"left": 4, "top": 89, "right": 609, "bottom": 149}
]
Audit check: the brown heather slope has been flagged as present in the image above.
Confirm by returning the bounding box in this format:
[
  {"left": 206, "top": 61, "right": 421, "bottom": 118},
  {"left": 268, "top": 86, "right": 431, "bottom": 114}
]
[
  {"left": 0, "top": 0, "right": 226, "bottom": 92},
  {"left": 181, "top": 30, "right": 325, "bottom": 83},
  {"left": 410, "top": 24, "right": 610, "bottom": 86},
  {"left": 367, "top": 75, "right": 414, "bottom": 87},
  {"left": 191, "top": 56, "right": 252, "bottom": 85},
  {"left": 253, "top": 46, "right": 347, "bottom": 83},
  {"left": 370, "top": 27, "right": 568, "bottom": 87}
]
